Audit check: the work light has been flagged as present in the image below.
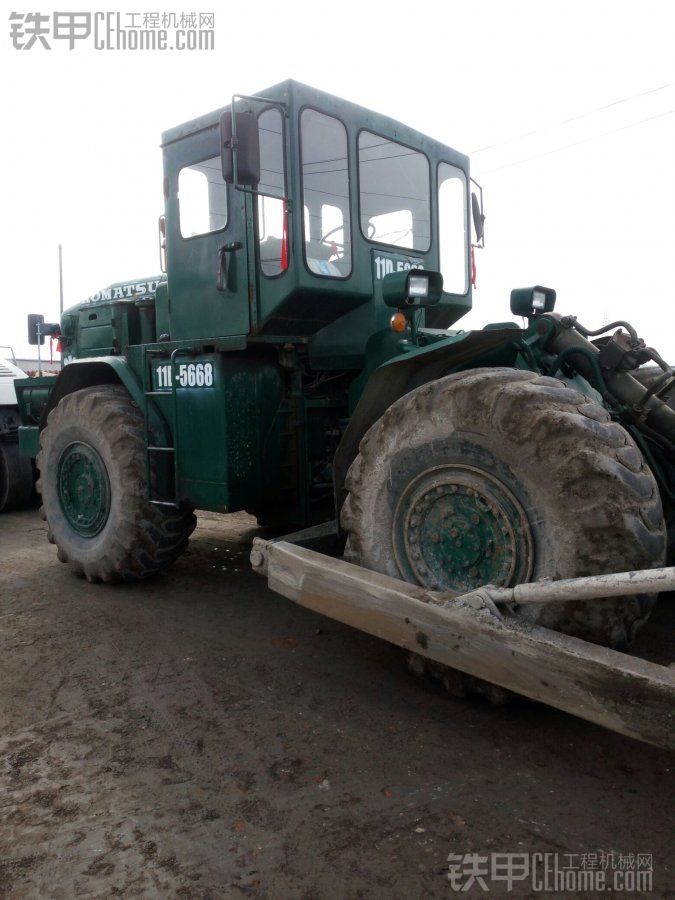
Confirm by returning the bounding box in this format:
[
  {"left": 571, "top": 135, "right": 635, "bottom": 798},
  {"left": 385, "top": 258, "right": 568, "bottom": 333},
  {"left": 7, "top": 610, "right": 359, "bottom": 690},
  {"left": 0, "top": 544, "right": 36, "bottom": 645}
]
[
  {"left": 407, "top": 274, "right": 429, "bottom": 299},
  {"left": 382, "top": 269, "right": 443, "bottom": 308},
  {"left": 510, "top": 285, "right": 556, "bottom": 318},
  {"left": 532, "top": 289, "right": 547, "bottom": 311}
]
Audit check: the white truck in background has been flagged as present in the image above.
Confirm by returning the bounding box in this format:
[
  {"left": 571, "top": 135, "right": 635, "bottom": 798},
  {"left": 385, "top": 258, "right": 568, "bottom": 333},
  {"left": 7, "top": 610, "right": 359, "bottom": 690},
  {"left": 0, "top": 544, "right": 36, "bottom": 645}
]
[{"left": 0, "top": 349, "right": 34, "bottom": 511}]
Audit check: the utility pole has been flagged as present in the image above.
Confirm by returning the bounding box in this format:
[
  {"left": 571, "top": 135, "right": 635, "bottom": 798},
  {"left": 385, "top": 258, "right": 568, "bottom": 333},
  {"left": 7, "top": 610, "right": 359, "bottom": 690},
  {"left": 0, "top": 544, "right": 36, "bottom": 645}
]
[{"left": 58, "top": 244, "right": 64, "bottom": 315}]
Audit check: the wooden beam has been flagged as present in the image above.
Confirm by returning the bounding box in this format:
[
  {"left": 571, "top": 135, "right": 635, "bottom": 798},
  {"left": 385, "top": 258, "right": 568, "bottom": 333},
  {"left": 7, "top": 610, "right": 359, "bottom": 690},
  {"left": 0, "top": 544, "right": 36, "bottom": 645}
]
[{"left": 252, "top": 539, "right": 674, "bottom": 749}]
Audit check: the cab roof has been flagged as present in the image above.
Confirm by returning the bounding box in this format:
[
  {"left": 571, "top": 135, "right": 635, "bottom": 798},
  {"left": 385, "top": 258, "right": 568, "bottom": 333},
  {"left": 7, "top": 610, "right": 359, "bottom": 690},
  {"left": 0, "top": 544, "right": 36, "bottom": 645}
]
[{"left": 160, "top": 79, "right": 468, "bottom": 169}]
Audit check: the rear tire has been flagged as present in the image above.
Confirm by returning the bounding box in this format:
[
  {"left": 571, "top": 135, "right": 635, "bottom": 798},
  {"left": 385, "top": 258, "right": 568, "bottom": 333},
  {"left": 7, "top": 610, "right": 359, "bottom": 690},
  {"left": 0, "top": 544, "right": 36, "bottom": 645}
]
[
  {"left": 341, "top": 368, "right": 666, "bottom": 649},
  {"left": 0, "top": 441, "right": 34, "bottom": 512},
  {"left": 37, "top": 384, "right": 195, "bottom": 582}
]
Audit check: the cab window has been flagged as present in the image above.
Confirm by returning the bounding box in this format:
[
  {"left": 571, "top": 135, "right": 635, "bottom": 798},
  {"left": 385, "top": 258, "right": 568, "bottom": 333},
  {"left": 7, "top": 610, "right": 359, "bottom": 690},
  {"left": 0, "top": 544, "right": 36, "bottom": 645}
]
[
  {"left": 358, "top": 132, "right": 430, "bottom": 252},
  {"left": 301, "top": 109, "right": 352, "bottom": 278},
  {"left": 178, "top": 156, "right": 227, "bottom": 238},
  {"left": 257, "top": 107, "right": 287, "bottom": 277},
  {"left": 438, "top": 162, "right": 468, "bottom": 294}
]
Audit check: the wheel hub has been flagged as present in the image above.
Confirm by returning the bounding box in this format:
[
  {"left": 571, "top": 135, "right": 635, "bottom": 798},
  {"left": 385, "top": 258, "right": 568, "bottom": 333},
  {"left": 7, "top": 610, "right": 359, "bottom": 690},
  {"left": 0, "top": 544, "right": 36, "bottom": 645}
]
[
  {"left": 57, "top": 441, "right": 111, "bottom": 537},
  {"left": 392, "top": 464, "right": 533, "bottom": 592}
]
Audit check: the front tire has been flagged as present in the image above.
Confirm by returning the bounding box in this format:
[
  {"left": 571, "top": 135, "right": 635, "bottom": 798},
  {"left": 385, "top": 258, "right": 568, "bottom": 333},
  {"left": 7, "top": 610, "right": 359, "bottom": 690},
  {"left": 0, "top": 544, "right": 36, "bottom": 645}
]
[
  {"left": 341, "top": 368, "right": 666, "bottom": 648},
  {"left": 37, "top": 384, "right": 195, "bottom": 582}
]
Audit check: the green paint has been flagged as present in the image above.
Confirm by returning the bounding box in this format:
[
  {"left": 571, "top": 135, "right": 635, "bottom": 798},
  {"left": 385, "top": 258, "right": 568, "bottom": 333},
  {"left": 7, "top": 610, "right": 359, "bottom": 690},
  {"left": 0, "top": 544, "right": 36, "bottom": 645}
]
[
  {"left": 392, "top": 465, "right": 533, "bottom": 592},
  {"left": 57, "top": 441, "right": 111, "bottom": 537}
]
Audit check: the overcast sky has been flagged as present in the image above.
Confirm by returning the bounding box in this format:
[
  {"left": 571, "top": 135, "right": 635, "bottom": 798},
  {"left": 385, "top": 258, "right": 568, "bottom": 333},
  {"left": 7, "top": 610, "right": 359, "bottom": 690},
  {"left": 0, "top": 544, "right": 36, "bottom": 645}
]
[{"left": 1, "top": 0, "right": 673, "bottom": 362}]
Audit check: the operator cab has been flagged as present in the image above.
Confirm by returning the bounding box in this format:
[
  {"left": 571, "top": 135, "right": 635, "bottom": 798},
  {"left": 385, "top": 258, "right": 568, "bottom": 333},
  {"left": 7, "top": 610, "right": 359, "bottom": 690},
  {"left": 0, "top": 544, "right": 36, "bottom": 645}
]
[{"left": 160, "top": 80, "right": 482, "bottom": 359}]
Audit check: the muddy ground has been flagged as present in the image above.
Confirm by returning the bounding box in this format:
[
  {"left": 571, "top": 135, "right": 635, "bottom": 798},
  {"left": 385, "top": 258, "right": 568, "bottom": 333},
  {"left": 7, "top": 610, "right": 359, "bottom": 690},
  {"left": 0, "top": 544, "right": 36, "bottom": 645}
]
[{"left": 0, "top": 509, "right": 673, "bottom": 898}]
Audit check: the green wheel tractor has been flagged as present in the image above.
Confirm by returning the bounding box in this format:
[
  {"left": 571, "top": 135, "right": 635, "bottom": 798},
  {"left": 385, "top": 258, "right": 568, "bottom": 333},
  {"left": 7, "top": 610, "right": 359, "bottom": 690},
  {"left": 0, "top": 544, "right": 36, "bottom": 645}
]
[{"left": 15, "top": 83, "right": 674, "bottom": 735}]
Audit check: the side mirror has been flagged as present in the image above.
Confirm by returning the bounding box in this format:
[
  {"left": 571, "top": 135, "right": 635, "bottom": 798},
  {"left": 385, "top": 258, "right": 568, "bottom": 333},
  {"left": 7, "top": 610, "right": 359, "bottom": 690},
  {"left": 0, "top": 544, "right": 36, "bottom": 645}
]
[
  {"left": 28, "top": 313, "right": 45, "bottom": 346},
  {"left": 471, "top": 191, "right": 485, "bottom": 244},
  {"left": 220, "top": 109, "right": 260, "bottom": 188}
]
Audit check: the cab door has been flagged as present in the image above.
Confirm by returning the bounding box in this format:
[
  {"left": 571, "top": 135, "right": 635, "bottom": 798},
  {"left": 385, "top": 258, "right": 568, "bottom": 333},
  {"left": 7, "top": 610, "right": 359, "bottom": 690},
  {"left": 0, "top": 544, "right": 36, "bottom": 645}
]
[{"left": 164, "top": 129, "right": 250, "bottom": 341}]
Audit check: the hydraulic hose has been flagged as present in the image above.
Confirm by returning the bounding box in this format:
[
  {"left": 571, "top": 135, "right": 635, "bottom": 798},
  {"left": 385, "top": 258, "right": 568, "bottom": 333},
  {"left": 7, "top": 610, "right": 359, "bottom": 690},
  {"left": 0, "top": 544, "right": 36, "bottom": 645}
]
[
  {"left": 573, "top": 318, "right": 640, "bottom": 343},
  {"left": 542, "top": 313, "right": 675, "bottom": 446}
]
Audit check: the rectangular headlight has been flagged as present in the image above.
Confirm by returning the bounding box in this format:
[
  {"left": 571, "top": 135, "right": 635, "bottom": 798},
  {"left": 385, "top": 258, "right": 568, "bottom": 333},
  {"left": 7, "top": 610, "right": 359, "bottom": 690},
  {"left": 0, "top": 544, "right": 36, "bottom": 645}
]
[
  {"left": 408, "top": 274, "right": 429, "bottom": 298},
  {"left": 382, "top": 268, "right": 443, "bottom": 307},
  {"left": 509, "top": 285, "right": 556, "bottom": 318},
  {"left": 532, "top": 290, "right": 546, "bottom": 310}
]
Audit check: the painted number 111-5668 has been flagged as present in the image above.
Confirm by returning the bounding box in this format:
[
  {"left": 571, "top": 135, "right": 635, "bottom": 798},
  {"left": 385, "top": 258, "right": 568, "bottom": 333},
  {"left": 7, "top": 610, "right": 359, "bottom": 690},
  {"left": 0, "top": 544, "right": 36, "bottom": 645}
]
[{"left": 155, "top": 362, "right": 214, "bottom": 389}]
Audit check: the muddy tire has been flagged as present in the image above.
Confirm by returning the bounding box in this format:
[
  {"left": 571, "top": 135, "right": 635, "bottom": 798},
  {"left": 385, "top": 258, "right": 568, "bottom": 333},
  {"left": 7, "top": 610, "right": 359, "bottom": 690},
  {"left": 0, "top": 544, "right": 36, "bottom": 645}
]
[
  {"left": 632, "top": 365, "right": 674, "bottom": 562},
  {"left": 341, "top": 368, "right": 666, "bottom": 649},
  {"left": 37, "top": 384, "right": 196, "bottom": 583},
  {"left": 0, "top": 442, "right": 34, "bottom": 512}
]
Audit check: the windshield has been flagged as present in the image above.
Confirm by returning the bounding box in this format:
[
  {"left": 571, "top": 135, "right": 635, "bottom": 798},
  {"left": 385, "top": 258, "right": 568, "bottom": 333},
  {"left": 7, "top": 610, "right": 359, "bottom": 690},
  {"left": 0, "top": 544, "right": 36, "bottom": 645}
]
[{"left": 358, "top": 131, "right": 431, "bottom": 252}]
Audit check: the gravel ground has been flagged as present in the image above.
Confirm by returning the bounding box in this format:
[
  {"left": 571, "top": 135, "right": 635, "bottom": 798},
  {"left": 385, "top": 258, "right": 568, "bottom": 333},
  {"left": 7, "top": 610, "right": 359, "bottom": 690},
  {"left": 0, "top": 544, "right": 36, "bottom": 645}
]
[{"left": 0, "top": 509, "right": 673, "bottom": 899}]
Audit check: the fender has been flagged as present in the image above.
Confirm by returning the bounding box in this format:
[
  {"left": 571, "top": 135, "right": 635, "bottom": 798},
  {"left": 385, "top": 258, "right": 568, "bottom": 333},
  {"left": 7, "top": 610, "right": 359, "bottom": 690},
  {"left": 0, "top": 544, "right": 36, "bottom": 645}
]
[
  {"left": 41, "top": 357, "right": 146, "bottom": 422},
  {"left": 333, "top": 327, "right": 523, "bottom": 518},
  {"left": 18, "top": 357, "right": 170, "bottom": 455}
]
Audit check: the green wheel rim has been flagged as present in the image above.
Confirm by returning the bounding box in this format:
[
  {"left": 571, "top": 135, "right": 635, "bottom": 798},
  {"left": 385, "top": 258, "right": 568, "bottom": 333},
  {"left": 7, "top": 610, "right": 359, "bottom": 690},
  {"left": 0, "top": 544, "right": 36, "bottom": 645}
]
[
  {"left": 57, "top": 441, "right": 111, "bottom": 537},
  {"left": 392, "top": 464, "right": 533, "bottom": 592}
]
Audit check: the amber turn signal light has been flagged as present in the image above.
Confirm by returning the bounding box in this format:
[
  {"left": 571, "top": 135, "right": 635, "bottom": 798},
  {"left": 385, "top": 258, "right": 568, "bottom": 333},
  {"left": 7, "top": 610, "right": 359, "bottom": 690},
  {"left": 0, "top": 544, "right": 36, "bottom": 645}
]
[{"left": 390, "top": 312, "right": 407, "bottom": 333}]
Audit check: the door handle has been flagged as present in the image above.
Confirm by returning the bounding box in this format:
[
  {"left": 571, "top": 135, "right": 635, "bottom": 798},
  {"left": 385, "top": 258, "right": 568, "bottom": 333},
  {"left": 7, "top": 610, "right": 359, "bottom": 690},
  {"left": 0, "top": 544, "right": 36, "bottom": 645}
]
[{"left": 216, "top": 241, "right": 243, "bottom": 292}]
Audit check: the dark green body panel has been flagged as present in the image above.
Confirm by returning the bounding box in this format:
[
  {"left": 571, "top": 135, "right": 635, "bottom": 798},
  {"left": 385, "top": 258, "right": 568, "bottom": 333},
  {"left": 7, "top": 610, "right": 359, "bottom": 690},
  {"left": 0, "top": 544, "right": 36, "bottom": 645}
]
[
  {"left": 15, "top": 377, "right": 54, "bottom": 458},
  {"left": 168, "top": 352, "right": 285, "bottom": 510}
]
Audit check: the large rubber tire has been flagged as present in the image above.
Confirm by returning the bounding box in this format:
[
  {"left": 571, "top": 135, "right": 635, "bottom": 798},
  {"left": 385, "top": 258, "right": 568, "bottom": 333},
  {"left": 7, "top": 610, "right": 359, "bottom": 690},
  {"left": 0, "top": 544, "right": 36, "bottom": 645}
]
[
  {"left": 632, "top": 365, "right": 674, "bottom": 562},
  {"left": 0, "top": 442, "right": 34, "bottom": 512},
  {"left": 341, "top": 368, "right": 666, "bottom": 649},
  {"left": 37, "top": 385, "right": 196, "bottom": 583}
]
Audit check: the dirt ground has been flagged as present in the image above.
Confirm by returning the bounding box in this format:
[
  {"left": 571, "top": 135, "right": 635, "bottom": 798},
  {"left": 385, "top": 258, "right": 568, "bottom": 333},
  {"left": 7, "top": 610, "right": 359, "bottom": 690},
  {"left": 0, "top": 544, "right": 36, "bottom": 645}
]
[{"left": 0, "top": 509, "right": 673, "bottom": 899}]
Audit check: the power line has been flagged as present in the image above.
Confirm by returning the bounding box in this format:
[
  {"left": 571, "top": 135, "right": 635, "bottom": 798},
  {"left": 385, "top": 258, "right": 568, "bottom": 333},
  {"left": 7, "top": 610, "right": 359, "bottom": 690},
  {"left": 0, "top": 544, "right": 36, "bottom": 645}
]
[
  {"left": 470, "top": 80, "right": 675, "bottom": 154},
  {"left": 479, "top": 107, "right": 675, "bottom": 174}
]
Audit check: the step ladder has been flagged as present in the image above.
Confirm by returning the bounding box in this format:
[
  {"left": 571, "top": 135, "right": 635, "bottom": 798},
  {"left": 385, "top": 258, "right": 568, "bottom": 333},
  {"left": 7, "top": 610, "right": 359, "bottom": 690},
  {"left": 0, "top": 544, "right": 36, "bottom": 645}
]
[{"left": 141, "top": 347, "right": 180, "bottom": 508}]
